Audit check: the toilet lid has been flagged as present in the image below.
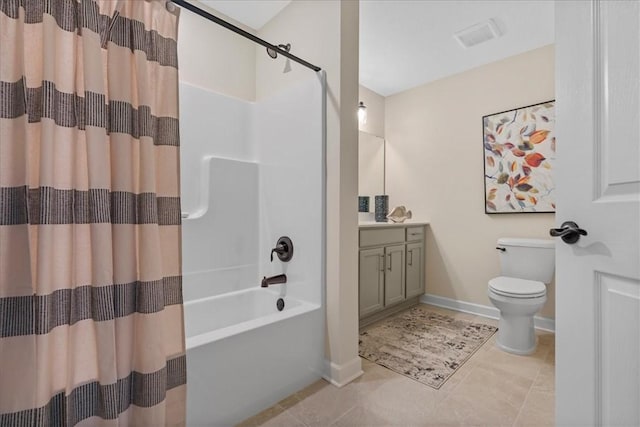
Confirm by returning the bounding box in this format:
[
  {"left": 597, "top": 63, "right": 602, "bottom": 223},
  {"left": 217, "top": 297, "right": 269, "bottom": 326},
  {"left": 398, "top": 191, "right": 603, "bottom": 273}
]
[{"left": 489, "top": 276, "right": 546, "bottom": 298}]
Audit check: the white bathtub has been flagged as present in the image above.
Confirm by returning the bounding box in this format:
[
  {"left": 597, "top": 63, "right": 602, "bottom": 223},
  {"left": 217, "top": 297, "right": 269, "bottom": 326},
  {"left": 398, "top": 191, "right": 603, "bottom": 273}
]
[{"left": 185, "top": 287, "right": 324, "bottom": 426}]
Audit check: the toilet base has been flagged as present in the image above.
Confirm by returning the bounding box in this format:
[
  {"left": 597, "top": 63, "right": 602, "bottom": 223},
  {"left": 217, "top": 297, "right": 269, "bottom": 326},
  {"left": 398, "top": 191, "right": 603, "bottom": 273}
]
[
  {"left": 496, "top": 316, "right": 538, "bottom": 355},
  {"left": 488, "top": 289, "right": 546, "bottom": 356},
  {"left": 495, "top": 338, "right": 537, "bottom": 355}
]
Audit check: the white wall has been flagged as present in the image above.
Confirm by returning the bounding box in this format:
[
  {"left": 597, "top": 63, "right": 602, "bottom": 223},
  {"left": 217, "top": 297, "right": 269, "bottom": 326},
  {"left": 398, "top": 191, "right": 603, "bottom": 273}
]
[
  {"left": 178, "top": 1, "right": 256, "bottom": 100},
  {"left": 257, "top": 0, "right": 362, "bottom": 386},
  {"left": 385, "top": 45, "right": 556, "bottom": 319}
]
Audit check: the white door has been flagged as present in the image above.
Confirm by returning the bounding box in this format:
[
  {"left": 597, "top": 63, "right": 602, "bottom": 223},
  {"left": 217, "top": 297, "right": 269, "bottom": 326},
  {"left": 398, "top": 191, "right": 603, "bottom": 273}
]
[{"left": 555, "top": 1, "right": 640, "bottom": 425}]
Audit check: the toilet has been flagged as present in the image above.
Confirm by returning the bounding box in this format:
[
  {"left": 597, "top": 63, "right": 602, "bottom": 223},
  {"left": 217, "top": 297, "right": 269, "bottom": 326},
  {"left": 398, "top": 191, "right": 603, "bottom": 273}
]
[{"left": 488, "top": 238, "right": 555, "bottom": 355}]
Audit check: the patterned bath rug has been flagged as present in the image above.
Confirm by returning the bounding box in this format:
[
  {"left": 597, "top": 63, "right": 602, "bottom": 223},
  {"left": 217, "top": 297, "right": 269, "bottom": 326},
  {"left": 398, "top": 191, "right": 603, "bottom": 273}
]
[{"left": 359, "top": 307, "right": 497, "bottom": 389}]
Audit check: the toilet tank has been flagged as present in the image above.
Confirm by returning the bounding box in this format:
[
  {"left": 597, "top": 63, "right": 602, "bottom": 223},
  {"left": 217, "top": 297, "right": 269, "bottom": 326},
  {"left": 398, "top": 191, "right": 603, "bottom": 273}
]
[{"left": 497, "top": 238, "right": 556, "bottom": 283}]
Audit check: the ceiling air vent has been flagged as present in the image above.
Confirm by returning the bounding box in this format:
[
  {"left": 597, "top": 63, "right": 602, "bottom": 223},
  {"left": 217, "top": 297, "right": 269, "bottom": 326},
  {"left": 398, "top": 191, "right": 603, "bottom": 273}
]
[{"left": 454, "top": 19, "right": 501, "bottom": 49}]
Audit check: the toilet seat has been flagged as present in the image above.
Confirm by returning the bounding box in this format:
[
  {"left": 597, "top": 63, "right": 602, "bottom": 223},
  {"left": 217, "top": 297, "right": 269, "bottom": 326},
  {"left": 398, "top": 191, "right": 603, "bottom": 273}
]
[{"left": 488, "top": 276, "right": 546, "bottom": 298}]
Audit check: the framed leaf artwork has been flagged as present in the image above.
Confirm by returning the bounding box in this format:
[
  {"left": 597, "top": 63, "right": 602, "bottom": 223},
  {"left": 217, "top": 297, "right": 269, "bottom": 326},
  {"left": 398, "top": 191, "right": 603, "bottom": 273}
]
[{"left": 483, "top": 100, "right": 556, "bottom": 214}]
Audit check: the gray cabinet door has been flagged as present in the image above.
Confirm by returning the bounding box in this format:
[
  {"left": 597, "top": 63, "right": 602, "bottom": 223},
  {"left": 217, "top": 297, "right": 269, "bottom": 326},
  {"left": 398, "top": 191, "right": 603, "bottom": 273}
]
[
  {"left": 384, "top": 244, "right": 405, "bottom": 306},
  {"left": 405, "top": 241, "right": 424, "bottom": 298},
  {"left": 359, "top": 247, "right": 385, "bottom": 318}
]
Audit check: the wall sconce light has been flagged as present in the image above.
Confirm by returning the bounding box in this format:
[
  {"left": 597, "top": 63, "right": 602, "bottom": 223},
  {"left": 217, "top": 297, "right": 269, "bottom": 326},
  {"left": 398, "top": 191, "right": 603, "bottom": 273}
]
[{"left": 358, "top": 101, "right": 367, "bottom": 125}]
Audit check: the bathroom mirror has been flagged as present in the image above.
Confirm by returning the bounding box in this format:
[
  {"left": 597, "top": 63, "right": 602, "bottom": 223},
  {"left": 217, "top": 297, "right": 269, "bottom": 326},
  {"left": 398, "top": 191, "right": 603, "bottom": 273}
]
[{"left": 358, "top": 131, "right": 385, "bottom": 210}]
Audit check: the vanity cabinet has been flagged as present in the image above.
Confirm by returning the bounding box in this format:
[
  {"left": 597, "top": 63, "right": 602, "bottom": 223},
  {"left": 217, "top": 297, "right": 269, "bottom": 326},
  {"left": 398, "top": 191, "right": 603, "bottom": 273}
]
[
  {"left": 405, "top": 226, "right": 425, "bottom": 299},
  {"left": 359, "top": 223, "right": 427, "bottom": 325},
  {"left": 359, "top": 247, "right": 385, "bottom": 317},
  {"left": 383, "top": 244, "right": 405, "bottom": 305}
]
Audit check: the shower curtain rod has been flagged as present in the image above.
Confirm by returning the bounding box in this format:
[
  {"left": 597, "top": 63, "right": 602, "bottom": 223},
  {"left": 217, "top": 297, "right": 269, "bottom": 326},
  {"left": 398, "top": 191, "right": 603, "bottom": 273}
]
[{"left": 169, "top": 0, "right": 322, "bottom": 72}]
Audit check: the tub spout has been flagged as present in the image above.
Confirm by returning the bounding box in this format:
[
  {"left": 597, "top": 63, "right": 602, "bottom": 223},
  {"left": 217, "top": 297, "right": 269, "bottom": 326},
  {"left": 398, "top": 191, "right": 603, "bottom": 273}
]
[{"left": 261, "top": 274, "right": 287, "bottom": 288}]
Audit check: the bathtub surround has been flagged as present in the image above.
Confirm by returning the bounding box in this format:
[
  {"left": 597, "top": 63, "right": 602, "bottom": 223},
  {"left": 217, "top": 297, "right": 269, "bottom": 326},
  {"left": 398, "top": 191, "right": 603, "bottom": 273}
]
[
  {"left": 0, "top": 1, "right": 185, "bottom": 424},
  {"left": 385, "top": 45, "right": 556, "bottom": 319},
  {"left": 359, "top": 307, "right": 497, "bottom": 389},
  {"left": 181, "top": 155, "right": 259, "bottom": 300},
  {"left": 179, "top": 84, "right": 256, "bottom": 215},
  {"left": 180, "top": 0, "right": 363, "bottom": 403},
  {"left": 179, "top": 83, "right": 259, "bottom": 301},
  {"left": 180, "top": 74, "right": 325, "bottom": 424},
  {"left": 255, "top": 78, "right": 324, "bottom": 306},
  {"left": 178, "top": 0, "right": 362, "bottom": 418}
]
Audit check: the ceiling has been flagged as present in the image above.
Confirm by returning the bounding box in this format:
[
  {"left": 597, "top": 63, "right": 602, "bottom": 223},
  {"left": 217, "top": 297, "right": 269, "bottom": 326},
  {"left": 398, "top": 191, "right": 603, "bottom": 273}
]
[
  {"left": 196, "top": 0, "right": 554, "bottom": 97},
  {"left": 360, "top": 1, "right": 554, "bottom": 96}
]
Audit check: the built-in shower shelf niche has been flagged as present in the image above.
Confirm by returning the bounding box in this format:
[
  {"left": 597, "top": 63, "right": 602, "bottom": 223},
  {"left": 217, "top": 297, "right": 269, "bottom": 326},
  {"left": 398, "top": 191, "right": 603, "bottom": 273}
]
[
  {"left": 181, "top": 155, "right": 214, "bottom": 220},
  {"left": 181, "top": 155, "right": 258, "bottom": 220},
  {"left": 181, "top": 156, "right": 259, "bottom": 291},
  {"left": 178, "top": 81, "right": 255, "bottom": 219}
]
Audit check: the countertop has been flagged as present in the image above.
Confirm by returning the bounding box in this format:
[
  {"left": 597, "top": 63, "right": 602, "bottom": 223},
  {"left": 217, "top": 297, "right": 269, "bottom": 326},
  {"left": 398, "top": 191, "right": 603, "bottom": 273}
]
[{"left": 358, "top": 220, "right": 429, "bottom": 228}]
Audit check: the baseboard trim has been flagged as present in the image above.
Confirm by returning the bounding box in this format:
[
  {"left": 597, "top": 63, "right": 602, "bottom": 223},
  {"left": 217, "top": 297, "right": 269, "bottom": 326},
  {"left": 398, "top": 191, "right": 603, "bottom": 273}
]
[
  {"left": 419, "top": 293, "right": 555, "bottom": 332},
  {"left": 322, "top": 357, "right": 363, "bottom": 388}
]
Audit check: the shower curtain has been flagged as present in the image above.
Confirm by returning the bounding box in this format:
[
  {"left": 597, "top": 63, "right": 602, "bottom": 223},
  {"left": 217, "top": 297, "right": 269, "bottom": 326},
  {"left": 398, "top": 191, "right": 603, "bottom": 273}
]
[{"left": 0, "top": 1, "right": 186, "bottom": 425}]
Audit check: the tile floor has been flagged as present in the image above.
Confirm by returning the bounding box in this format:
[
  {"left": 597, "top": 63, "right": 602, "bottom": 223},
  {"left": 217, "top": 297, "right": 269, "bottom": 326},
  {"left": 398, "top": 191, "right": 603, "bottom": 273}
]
[{"left": 238, "top": 304, "right": 555, "bottom": 427}]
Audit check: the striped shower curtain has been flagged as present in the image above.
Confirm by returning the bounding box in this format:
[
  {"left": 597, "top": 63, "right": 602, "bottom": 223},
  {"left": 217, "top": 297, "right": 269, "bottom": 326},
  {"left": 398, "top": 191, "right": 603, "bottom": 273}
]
[{"left": 0, "top": 0, "right": 186, "bottom": 425}]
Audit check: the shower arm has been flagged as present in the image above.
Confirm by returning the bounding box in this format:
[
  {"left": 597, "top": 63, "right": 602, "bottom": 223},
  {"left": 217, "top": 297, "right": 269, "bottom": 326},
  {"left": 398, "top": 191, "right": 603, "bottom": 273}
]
[{"left": 169, "top": 0, "right": 321, "bottom": 72}]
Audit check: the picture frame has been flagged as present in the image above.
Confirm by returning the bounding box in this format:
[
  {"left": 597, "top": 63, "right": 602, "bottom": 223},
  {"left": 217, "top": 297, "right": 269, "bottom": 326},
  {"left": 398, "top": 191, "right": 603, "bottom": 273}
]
[{"left": 483, "top": 100, "right": 556, "bottom": 214}]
